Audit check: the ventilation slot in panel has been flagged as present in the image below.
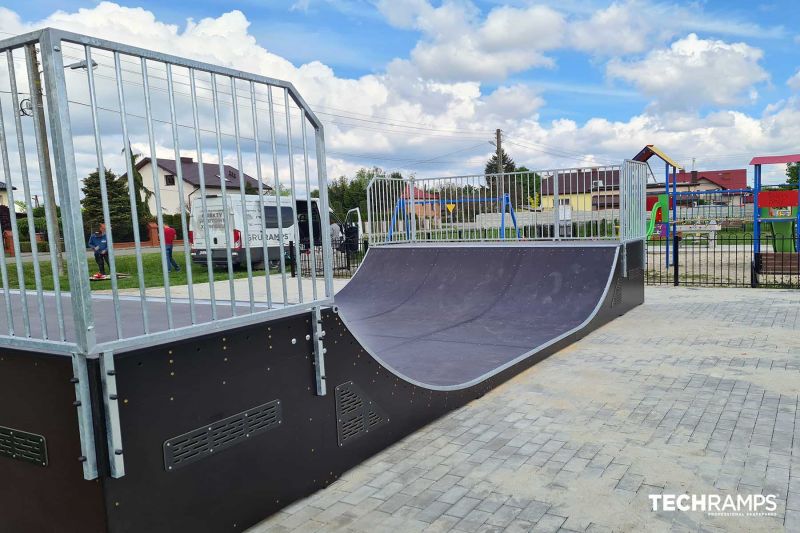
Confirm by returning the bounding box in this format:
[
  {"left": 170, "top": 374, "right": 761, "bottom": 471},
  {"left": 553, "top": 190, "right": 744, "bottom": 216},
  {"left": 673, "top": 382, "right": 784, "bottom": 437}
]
[
  {"left": 335, "top": 381, "right": 388, "bottom": 447},
  {"left": 163, "top": 399, "right": 282, "bottom": 471},
  {"left": 0, "top": 426, "right": 47, "bottom": 467}
]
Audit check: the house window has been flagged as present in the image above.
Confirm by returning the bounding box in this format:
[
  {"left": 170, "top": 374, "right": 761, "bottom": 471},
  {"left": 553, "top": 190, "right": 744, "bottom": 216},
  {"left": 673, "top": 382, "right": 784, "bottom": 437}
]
[
  {"left": 165, "top": 174, "right": 176, "bottom": 186},
  {"left": 558, "top": 198, "right": 570, "bottom": 206}
]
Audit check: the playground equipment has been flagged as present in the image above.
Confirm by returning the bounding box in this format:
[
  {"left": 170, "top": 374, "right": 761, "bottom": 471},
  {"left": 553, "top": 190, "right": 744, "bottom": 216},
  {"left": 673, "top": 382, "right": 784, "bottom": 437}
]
[
  {"left": 385, "top": 192, "right": 521, "bottom": 241},
  {"left": 633, "top": 145, "right": 682, "bottom": 266},
  {"left": 0, "top": 30, "right": 646, "bottom": 533},
  {"left": 646, "top": 194, "right": 668, "bottom": 239},
  {"left": 757, "top": 191, "right": 798, "bottom": 252},
  {"left": 751, "top": 155, "right": 800, "bottom": 282}
]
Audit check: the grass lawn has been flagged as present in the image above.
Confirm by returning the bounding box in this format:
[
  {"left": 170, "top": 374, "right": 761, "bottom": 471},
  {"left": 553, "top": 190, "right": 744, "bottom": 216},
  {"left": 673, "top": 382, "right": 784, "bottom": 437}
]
[{"left": 3, "top": 252, "right": 268, "bottom": 292}]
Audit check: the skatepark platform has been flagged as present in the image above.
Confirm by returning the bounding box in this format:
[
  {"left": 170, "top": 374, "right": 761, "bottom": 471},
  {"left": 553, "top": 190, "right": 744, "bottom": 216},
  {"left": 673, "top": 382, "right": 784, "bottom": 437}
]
[{"left": 0, "top": 241, "right": 643, "bottom": 532}]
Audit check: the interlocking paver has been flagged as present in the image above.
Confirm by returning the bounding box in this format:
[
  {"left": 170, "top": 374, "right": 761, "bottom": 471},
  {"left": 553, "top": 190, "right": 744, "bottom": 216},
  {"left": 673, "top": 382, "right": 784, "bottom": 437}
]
[{"left": 251, "top": 288, "right": 799, "bottom": 533}]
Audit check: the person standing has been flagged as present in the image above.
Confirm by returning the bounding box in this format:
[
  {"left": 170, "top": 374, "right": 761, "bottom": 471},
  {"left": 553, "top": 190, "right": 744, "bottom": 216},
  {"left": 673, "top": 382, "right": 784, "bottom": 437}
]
[
  {"left": 88, "top": 223, "right": 110, "bottom": 277},
  {"left": 163, "top": 224, "right": 180, "bottom": 272}
]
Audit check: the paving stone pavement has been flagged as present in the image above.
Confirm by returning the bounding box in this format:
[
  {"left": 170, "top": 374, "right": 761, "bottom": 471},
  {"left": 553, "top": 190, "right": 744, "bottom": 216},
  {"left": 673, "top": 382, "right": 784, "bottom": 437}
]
[{"left": 251, "top": 287, "right": 800, "bottom": 533}]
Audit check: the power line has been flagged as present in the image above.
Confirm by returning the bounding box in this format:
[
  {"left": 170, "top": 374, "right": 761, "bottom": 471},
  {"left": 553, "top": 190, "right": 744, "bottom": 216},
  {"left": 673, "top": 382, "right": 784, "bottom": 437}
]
[
  {"left": 503, "top": 138, "right": 617, "bottom": 166},
  {"left": 54, "top": 45, "right": 493, "bottom": 138}
]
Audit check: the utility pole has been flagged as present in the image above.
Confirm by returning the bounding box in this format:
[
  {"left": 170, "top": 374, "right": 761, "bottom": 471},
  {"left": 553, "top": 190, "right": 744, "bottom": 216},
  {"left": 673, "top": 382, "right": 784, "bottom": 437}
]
[
  {"left": 496, "top": 128, "right": 505, "bottom": 221},
  {"left": 495, "top": 128, "right": 502, "bottom": 175},
  {"left": 25, "top": 44, "right": 64, "bottom": 275}
]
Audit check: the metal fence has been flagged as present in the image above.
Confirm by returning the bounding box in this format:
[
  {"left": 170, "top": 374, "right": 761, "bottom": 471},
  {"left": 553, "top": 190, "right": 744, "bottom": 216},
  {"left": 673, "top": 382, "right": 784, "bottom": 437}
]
[
  {"left": 644, "top": 186, "right": 799, "bottom": 288},
  {"left": 0, "top": 28, "right": 334, "bottom": 357},
  {"left": 292, "top": 237, "right": 367, "bottom": 279},
  {"left": 366, "top": 160, "right": 648, "bottom": 245},
  {"left": 646, "top": 232, "right": 799, "bottom": 288}
]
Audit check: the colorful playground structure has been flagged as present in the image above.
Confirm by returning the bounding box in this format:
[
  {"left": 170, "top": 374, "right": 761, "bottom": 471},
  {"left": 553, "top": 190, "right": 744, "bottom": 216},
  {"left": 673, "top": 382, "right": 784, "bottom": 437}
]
[
  {"left": 646, "top": 194, "right": 668, "bottom": 239},
  {"left": 642, "top": 146, "right": 798, "bottom": 284}
]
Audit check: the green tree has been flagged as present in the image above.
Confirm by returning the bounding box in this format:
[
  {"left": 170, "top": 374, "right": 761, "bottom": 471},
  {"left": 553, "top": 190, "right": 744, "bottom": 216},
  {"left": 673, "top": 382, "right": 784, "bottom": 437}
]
[
  {"left": 81, "top": 169, "right": 134, "bottom": 241},
  {"left": 120, "top": 145, "right": 153, "bottom": 221},
  {"left": 484, "top": 149, "right": 517, "bottom": 206},
  {"left": 326, "top": 167, "right": 379, "bottom": 221},
  {"left": 484, "top": 148, "right": 515, "bottom": 176},
  {"left": 515, "top": 165, "right": 542, "bottom": 209},
  {"left": 787, "top": 163, "right": 798, "bottom": 187}
]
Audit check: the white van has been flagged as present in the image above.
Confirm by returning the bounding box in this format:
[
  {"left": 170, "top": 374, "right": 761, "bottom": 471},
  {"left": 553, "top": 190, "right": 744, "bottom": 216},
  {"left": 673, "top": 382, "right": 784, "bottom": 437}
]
[{"left": 188, "top": 195, "right": 328, "bottom": 269}]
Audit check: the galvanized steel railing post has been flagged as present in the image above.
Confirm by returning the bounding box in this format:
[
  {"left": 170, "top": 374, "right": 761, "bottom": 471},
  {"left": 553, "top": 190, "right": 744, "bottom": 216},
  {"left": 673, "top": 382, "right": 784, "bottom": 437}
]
[
  {"left": 553, "top": 170, "right": 560, "bottom": 240},
  {"left": 70, "top": 351, "right": 98, "bottom": 480},
  {"left": 312, "top": 306, "right": 327, "bottom": 396},
  {"left": 39, "top": 29, "right": 96, "bottom": 354},
  {"left": 314, "top": 125, "right": 335, "bottom": 299},
  {"left": 100, "top": 351, "right": 125, "bottom": 478},
  {"left": 409, "top": 177, "right": 417, "bottom": 242}
]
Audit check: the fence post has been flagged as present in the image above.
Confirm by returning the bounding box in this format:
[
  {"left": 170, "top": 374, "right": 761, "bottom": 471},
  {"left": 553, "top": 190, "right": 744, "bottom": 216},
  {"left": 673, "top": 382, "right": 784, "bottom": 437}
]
[
  {"left": 553, "top": 172, "right": 560, "bottom": 240},
  {"left": 39, "top": 30, "right": 96, "bottom": 353},
  {"left": 289, "top": 240, "right": 296, "bottom": 278},
  {"left": 672, "top": 223, "right": 679, "bottom": 286},
  {"left": 409, "top": 176, "right": 416, "bottom": 242}
]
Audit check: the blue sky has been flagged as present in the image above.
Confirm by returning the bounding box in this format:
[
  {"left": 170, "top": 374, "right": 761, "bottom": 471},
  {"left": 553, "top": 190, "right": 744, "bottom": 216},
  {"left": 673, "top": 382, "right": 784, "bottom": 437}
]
[
  {"left": 3, "top": 1, "right": 800, "bottom": 182},
  {"left": 17, "top": 0, "right": 795, "bottom": 122}
]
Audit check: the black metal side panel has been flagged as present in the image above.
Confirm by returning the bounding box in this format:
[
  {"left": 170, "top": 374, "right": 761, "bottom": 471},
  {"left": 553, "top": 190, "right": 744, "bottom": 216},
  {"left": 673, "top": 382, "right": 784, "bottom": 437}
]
[
  {"left": 0, "top": 349, "right": 107, "bottom": 533},
  {"left": 100, "top": 244, "right": 643, "bottom": 533},
  {"left": 103, "top": 316, "right": 333, "bottom": 533}
]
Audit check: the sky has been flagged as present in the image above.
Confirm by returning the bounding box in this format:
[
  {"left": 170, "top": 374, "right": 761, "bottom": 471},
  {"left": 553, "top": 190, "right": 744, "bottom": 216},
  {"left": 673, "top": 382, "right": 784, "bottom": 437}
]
[{"left": 1, "top": 0, "right": 799, "bottom": 190}]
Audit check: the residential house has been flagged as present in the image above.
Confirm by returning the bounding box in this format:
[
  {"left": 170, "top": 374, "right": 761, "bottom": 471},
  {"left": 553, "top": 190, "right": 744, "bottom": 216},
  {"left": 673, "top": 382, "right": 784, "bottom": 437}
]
[
  {"left": 0, "top": 180, "right": 14, "bottom": 207},
  {"left": 127, "top": 157, "right": 268, "bottom": 214},
  {"left": 539, "top": 168, "right": 620, "bottom": 212},
  {"left": 646, "top": 169, "right": 749, "bottom": 206},
  {"left": 402, "top": 185, "right": 440, "bottom": 219}
]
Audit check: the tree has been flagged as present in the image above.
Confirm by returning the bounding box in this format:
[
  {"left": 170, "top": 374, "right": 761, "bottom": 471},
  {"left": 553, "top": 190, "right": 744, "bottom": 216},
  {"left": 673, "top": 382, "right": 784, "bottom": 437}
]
[
  {"left": 81, "top": 169, "right": 134, "bottom": 241},
  {"left": 485, "top": 149, "right": 517, "bottom": 205},
  {"left": 515, "top": 166, "right": 542, "bottom": 209},
  {"left": 787, "top": 163, "right": 798, "bottom": 187},
  {"left": 484, "top": 148, "right": 515, "bottom": 176},
  {"left": 121, "top": 144, "right": 153, "bottom": 221},
  {"left": 326, "top": 167, "right": 379, "bottom": 221}
]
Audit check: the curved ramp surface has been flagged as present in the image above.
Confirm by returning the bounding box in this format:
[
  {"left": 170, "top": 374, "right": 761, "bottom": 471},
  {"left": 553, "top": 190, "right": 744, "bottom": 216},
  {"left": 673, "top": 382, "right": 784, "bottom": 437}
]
[{"left": 336, "top": 244, "right": 618, "bottom": 388}]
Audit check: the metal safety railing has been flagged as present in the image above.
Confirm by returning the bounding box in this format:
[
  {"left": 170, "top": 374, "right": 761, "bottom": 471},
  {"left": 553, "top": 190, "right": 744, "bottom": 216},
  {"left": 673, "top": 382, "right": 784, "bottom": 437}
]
[
  {"left": 367, "top": 161, "right": 648, "bottom": 245},
  {"left": 0, "top": 28, "right": 334, "bottom": 356}
]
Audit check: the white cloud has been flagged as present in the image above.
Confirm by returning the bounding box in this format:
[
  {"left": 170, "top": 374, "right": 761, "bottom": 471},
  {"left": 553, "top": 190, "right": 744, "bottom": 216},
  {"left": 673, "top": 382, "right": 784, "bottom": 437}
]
[
  {"left": 554, "top": 0, "right": 785, "bottom": 58},
  {"left": 374, "top": 0, "right": 432, "bottom": 29},
  {"left": 377, "top": 1, "right": 564, "bottom": 82},
  {"left": 0, "top": 1, "right": 797, "bottom": 195},
  {"left": 478, "top": 85, "right": 544, "bottom": 122},
  {"left": 290, "top": 1, "right": 311, "bottom": 12},
  {"left": 569, "top": 2, "right": 656, "bottom": 55},
  {"left": 788, "top": 70, "right": 800, "bottom": 91},
  {"left": 606, "top": 34, "right": 769, "bottom": 111},
  {"left": 381, "top": 0, "right": 786, "bottom": 69}
]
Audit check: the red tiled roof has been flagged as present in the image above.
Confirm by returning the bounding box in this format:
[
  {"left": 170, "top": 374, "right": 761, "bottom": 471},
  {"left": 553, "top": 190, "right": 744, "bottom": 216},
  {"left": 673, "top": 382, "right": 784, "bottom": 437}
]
[
  {"left": 749, "top": 154, "right": 800, "bottom": 166},
  {"left": 540, "top": 169, "right": 619, "bottom": 195},
  {"left": 402, "top": 186, "right": 439, "bottom": 199},
  {"left": 674, "top": 169, "right": 746, "bottom": 190}
]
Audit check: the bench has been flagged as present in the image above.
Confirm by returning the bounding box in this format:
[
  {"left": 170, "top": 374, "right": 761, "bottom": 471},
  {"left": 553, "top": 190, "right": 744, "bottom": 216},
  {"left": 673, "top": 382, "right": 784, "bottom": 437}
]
[
  {"left": 757, "top": 252, "right": 800, "bottom": 274},
  {"left": 676, "top": 223, "right": 722, "bottom": 246}
]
